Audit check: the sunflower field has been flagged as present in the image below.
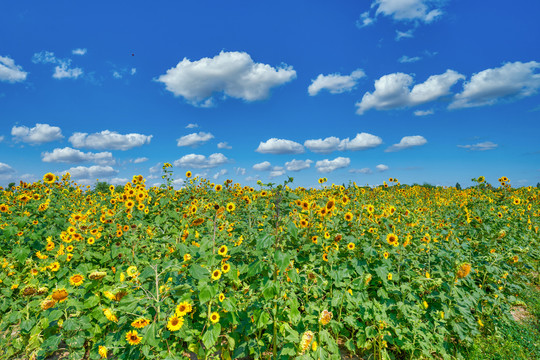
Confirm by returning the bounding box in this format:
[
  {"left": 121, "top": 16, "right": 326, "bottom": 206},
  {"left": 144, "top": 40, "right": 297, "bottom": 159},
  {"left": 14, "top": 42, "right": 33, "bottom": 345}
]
[{"left": 0, "top": 166, "right": 538, "bottom": 360}]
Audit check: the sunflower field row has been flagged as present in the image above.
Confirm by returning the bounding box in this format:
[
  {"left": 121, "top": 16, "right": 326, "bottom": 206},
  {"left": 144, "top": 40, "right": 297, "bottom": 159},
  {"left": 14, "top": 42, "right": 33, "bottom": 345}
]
[{"left": 0, "top": 167, "right": 538, "bottom": 360}]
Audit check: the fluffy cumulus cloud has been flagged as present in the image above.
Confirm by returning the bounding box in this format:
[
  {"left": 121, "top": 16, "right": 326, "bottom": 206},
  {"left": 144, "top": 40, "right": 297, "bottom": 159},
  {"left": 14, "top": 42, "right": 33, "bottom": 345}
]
[
  {"left": 256, "top": 138, "right": 304, "bottom": 154},
  {"left": 304, "top": 133, "right": 383, "bottom": 153},
  {"left": 285, "top": 159, "right": 313, "bottom": 171},
  {"left": 12, "top": 123, "right": 64, "bottom": 145},
  {"left": 173, "top": 153, "right": 229, "bottom": 169},
  {"left": 32, "top": 51, "right": 83, "bottom": 80},
  {"left": 69, "top": 130, "right": 152, "bottom": 150},
  {"left": 253, "top": 161, "right": 272, "bottom": 171},
  {"left": 41, "top": 147, "right": 115, "bottom": 165},
  {"left": 458, "top": 141, "right": 498, "bottom": 151},
  {"left": 0, "top": 56, "right": 28, "bottom": 83},
  {"left": 0, "top": 162, "right": 15, "bottom": 174},
  {"left": 308, "top": 69, "right": 365, "bottom": 96},
  {"left": 376, "top": 0, "right": 443, "bottom": 23},
  {"left": 156, "top": 51, "right": 297, "bottom": 106},
  {"left": 217, "top": 142, "right": 232, "bottom": 149},
  {"left": 356, "top": 70, "right": 464, "bottom": 114},
  {"left": 450, "top": 61, "right": 540, "bottom": 109},
  {"left": 176, "top": 132, "right": 214, "bottom": 147},
  {"left": 385, "top": 135, "right": 427, "bottom": 152},
  {"left": 270, "top": 166, "right": 286, "bottom": 178},
  {"left": 63, "top": 165, "right": 118, "bottom": 179},
  {"left": 376, "top": 164, "right": 389, "bottom": 172},
  {"left": 315, "top": 157, "right": 350, "bottom": 173}
]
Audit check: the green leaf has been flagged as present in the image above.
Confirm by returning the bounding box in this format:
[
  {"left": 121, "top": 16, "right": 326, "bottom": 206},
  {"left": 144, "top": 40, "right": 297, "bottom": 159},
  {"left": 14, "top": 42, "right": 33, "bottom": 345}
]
[
  {"left": 274, "top": 251, "right": 290, "bottom": 274},
  {"left": 65, "top": 335, "right": 85, "bottom": 349},
  {"left": 143, "top": 322, "right": 159, "bottom": 347},
  {"left": 13, "top": 247, "right": 31, "bottom": 263},
  {"left": 139, "top": 266, "right": 154, "bottom": 280},
  {"left": 190, "top": 264, "right": 209, "bottom": 281},
  {"left": 256, "top": 234, "right": 273, "bottom": 251},
  {"left": 256, "top": 311, "right": 271, "bottom": 329},
  {"left": 202, "top": 324, "right": 221, "bottom": 349},
  {"left": 365, "top": 325, "right": 378, "bottom": 338},
  {"left": 278, "top": 344, "right": 297, "bottom": 357},
  {"left": 262, "top": 282, "right": 277, "bottom": 301},
  {"left": 20, "top": 319, "right": 36, "bottom": 333},
  {"left": 221, "top": 298, "right": 236, "bottom": 312},
  {"left": 62, "top": 318, "right": 79, "bottom": 331},
  {"left": 41, "top": 335, "right": 61, "bottom": 352},
  {"left": 199, "top": 284, "right": 215, "bottom": 304}
]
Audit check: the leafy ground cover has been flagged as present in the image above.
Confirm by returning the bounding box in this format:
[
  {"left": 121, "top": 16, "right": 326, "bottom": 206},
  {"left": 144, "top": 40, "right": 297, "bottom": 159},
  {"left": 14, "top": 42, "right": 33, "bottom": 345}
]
[{"left": 0, "top": 167, "right": 538, "bottom": 360}]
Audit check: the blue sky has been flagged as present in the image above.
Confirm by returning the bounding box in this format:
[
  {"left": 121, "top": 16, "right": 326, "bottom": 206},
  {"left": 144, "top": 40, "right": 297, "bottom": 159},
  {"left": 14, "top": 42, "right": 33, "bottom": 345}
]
[{"left": 1, "top": 0, "right": 539, "bottom": 188}]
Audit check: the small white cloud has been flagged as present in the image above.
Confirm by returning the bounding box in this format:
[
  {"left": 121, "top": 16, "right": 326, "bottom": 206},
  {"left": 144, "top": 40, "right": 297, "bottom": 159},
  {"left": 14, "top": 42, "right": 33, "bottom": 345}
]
[
  {"left": 253, "top": 161, "right": 272, "bottom": 171},
  {"left": 304, "top": 133, "right": 382, "bottom": 153},
  {"left": 398, "top": 55, "right": 421, "bottom": 63},
  {"left": 176, "top": 132, "right": 214, "bottom": 147},
  {"left": 450, "top": 61, "right": 540, "bottom": 109},
  {"left": 156, "top": 51, "right": 297, "bottom": 106},
  {"left": 63, "top": 165, "right": 118, "bottom": 179},
  {"left": 375, "top": 0, "right": 443, "bottom": 23},
  {"left": 53, "top": 61, "right": 83, "bottom": 79},
  {"left": 256, "top": 138, "right": 304, "bottom": 154},
  {"left": 349, "top": 167, "right": 372, "bottom": 174},
  {"left": 245, "top": 175, "right": 260, "bottom": 181},
  {"left": 173, "top": 153, "right": 229, "bottom": 169},
  {"left": 41, "top": 147, "right": 114, "bottom": 165},
  {"left": 0, "top": 56, "right": 28, "bottom": 83},
  {"left": 0, "top": 135, "right": 4, "bottom": 143},
  {"left": 69, "top": 130, "right": 152, "bottom": 150},
  {"left": 270, "top": 166, "right": 286, "bottom": 178},
  {"left": 376, "top": 164, "right": 389, "bottom": 172},
  {"left": 385, "top": 135, "right": 427, "bottom": 152},
  {"left": 356, "top": 11, "right": 376, "bottom": 28},
  {"left": 213, "top": 169, "right": 228, "bottom": 180},
  {"left": 131, "top": 68, "right": 136, "bottom": 75},
  {"left": 414, "top": 109, "right": 434, "bottom": 116},
  {"left": 133, "top": 157, "right": 149, "bottom": 164},
  {"left": 395, "top": 29, "right": 414, "bottom": 41},
  {"left": 149, "top": 163, "right": 162, "bottom": 173},
  {"left": 457, "top": 141, "right": 498, "bottom": 151},
  {"left": 217, "top": 141, "right": 232, "bottom": 149},
  {"left": 186, "top": 123, "right": 198, "bottom": 129},
  {"left": 112, "top": 71, "right": 122, "bottom": 79},
  {"left": 12, "top": 123, "right": 64, "bottom": 145},
  {"left": 285, "top": 159, "right": 313, "bottom": 171},
  {"left": 0, "top": 162, "right": 15, "bottom": 174},
  {"left": 308, "top": 69, "right": 365, "bottom": 96},
  {"left": 110, "top": 177, "right": 129, "bottom": 185},
  {"left": 234, "top": 167, "right": 246, "bottom": 175},
  {"left": 315, "top": 157, "right": 350, "bottom": 173},
  {"left": 72, "top": 48, "right": 87, "bottom": 56},
  {"left": 32, "top": 51, "right": 57, "bottom": 64},
  {"left": 356, "top": 70, "right": 464, "bottom": 114}
]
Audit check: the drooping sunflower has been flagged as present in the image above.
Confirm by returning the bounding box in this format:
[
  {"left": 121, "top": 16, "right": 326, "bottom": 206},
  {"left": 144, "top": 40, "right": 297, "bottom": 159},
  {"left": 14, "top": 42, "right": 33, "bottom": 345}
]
[
  {"left": 43, "top": 173, "right": 56, "bottom": 184},
  {"left": 41, "top": 299, "right": 56, "bottom": 311},
  {"left": 318, "top": 310, "right": 332, "bottom": 325},
  {"left": 103, "top": 308, "right": 118, "bottom": 323},
  {"left": 211, "top": 269, "right": 222, "bottom": 281},
  {"left": 167, "top": 315, "right": 184, "bottom": 331},
  {"left": 51, "top": 288, "right": 68, "bottom": 302},
  {"left": 125, "top": 330, "right": 142, "bottom": 345},
  {"left": 456, "top": 263, "right": 471, "bottom": 278},
  {"left": 69, "top": 274, "right": 84, "bottom": 287},
  {"left": 209, "top": 312, "right": 220, "bottom": 324},
  {"left": 131, "top": 318, "right": 150, "bottom": 329}
]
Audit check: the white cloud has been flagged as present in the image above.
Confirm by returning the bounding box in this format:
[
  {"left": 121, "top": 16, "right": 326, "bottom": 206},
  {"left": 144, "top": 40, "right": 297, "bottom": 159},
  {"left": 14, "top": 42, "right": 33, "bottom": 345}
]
[
  {"left": 32, "top": 51, "right": 57, "bottom": 64},
  {"left": 414, "top": 109, "right": 434, "bottom": 116},
  {"left": 72, "top": 48, "right": 87, "bottom": 56},
  {"left": 53, "top": 61, "right": 83, "bottom": 79},
  {"left": 385, "top": 135, "right": 427, "bottom": 152},
  {"left": 63, "top": 165, "right": 118, "bottom": 179},
  {"left": 176, "top": 132, "right": 214, "bottom": 147},
  {"left": 375, "top": 0, "right": 443, "bottom": 23},
  {"left": 113, "top": 71, "right": 122, "bottom": 79},
  {"left": 315, "top": 157, "right": 350, "bottom": 173},
  {"left": 376, "top": 164, "right": 389, "bottom": 172},
  {"left": 0, "top": 135, "right": 4, "bottom": 142},
  {"left": 234, "top": 167, "right": 246, "bottom": 175},
  {"left": 356, "top": 11, "right": 376, "bottom": 28},
  {"left": 285, "top": 159, "right": 313, "bottom": 171},
  {"left": 131, "top": 68, "right": 136, "bottom": 75},
  {"left": 356, "top": 70, "right": 464, "bottom": 114},
  {"left": 186, "top": 123, "right": 198, "bottom": 129},
  {"left": 253, "top": 161, "right": 272, "bottom": 171},
  {"left": 256, "top": 138, "right": 304, "bottom": 154},
  {"left": 308, "top": 69, "right": 365, "bottom": 96},
  {"left": 41, "top": 147, "right": 114, "bottom": 165},
  {"left": 133, "top": 157, "right": 149, "bottom": 164},
  {"left": 69, "top": 130, "right": 152, "bottom": 150},
  {"left": 156, "top": 51, "right": 296, "bottom": 106},
  {"left": 450, "top": 61, "right": 540, "bottom": 109},
  {"left": 217, "top": 142, "right": 232, "bottom": 149},
  {"left": 0, "top": 162, "right": 15, "bottom": 174},
  {"left": 245, "top": 175, "right": 260, "bottom": 181},
  {"left": 457, "top": 141, "right": 498, "bottom": 151},
  {"left": 0, "top": 56, "right": 28, "bottom": 83},
  {"left": 12, "top": 123, "right": 64, "bottom": 145},
  {"left": 304, "top": 133, "right": 383, "bottom": 153},
  {"left": 110, "top": 177, "right": 129, "bottom": 185},
  {"left": 149, "top": 163, "right": 162, "bottom": 174},
  {"left": 398, "top": 55, "right": 421, "bottom": 63},
  {"left": 349, "top": 167, "right": 372, "bottom": 174},
  {"left": 213, "top": 169, "right": 228, "bottom": 180},
  {"left": 270, "top": 166, "right": 286, "bottom": 178},
  {"left": 396, "top": 29, "right": 414, "bottom": 41},
  {"left": 173, "top": 153, "right": 229, "bottom": 169}
]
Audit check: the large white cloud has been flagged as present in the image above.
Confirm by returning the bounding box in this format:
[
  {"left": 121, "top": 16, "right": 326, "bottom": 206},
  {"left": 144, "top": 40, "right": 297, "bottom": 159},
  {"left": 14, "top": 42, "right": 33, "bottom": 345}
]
[
  {"left": 304, "top": 133, "right": 383, "bottom": 153},
  {"left": 385, "top": 135, "right": 427, "bottom": 152},
  {"left": 315, "top": 157, "right": 350, "bottom": 173},
  {"left": 32, "top": 51, "right": 83, "bottom": 80},
  {"left": 63, "top": 165, "right": 118, "bottom": 179},
  {"left": 0, "top": 56, "right": 28, "bottom": 83},
  {"left": 41, "top": 147, "right": 114, "bottom": 165},
  {"left": 457, "top": 141, "right": 498, "bottom": 151},
  {"left": 173, "top": 153, "right": 229, "bottom": 169},
  {"left": 69, "top": 130, "right": 152, "bottom": 150},
  {"left": 256, "top": 138, "right": 304, "bottom": 154},
  {"left": 176, "top": 132, "right": 214, "bottom": 147},
  {"left": 450, "top": 61, "right": 540, "bottom": 109},
  {"left": 356, "top": 70, "right": 464, "bottom": 114},
  {"left": 253, "top": 161, "right": 272, "bottom": 171},
  {"left": 156, "top": 51, "right": 296, "bottom": 106},
  {"left": 308, "top": 69, "right": 365, "bottom": 96},
  {"left": 285, "top": 159, "right": 313, "bottom": 171},
  {"left": 0, "top": 162, "right": 15, "bottom": 174},
  {"left": 12, "top": 123, "right": 64, "bottom": 145}
]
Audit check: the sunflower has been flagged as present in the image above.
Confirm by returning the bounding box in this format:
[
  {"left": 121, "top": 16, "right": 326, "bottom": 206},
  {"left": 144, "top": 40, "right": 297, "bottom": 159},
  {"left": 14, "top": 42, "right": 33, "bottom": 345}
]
[
  {"left": 325, "top": 200, "right": 335, "bottom": 211},
  {"left": 218, "top": 245, "right": 228, "bottom": 256},
  {"left": 386, "top": 233, "right": 399, "bottom": 246},
  {"left": 88, "top": 237, "right": 95, "bottom": 245},
  {"left": 89, "top": 271, "right": 107, "bottom": 280},
  {"left": 226, "top": 203, "right": 235, "bottom": 212},
  {"left": 221, "top": 263, "right": 231, "bottom": 273},
  {"left": 347, "top": 243, "right": 355, "bottom": 250},
  {"left": 51, "top": 288, "right": 68, "bottom": 302},
  {"left": 125, "top": 330, "right": 142, "bottom": 345},
  {"left": 126, "top": 266, "right": 138, "bottom": 277},
  {"left": 69, "top": 274, "right": 84, "bottom": 287},
  {"left": 176, "top": 302, "right": 193, "bottom": 317},
  {"left": 131, "top": 318, "right": 150, "bottom": 329},
  {"left": 98, "top": 346, "right": 107, "bottom": 359},
  {"left": 41, "top": 299, "right": 56, "bottom": 311},
  {"left": 50, "top": 262, "right": 60, "bottom": 272},
  {"left": 311, "top": 235, "right": 318, "bottom": 244},
  {"left": 383, "top": 252, "right": 389, "bottom": 259},
  {"left": 103, "top": 308, "right": 118, "bottom": 322},
  {"left": 43, "top": 173, "right": 56, "bottom": 184},
  {"left": 211, "top": 269, "right": 222, "bottom": 281},
  {"left": 457, "top": 263, "right": 471, "bottom": 278},
  {"left": 186, "top": 171, "right": 192, "bottom": 178},
  {"left": 299, "top": 331, "right": 314, "bottom": 354},
  {"left": 387, "top": 273, "right": 393, "bottom": 281},
  {"left": 167, "top": 315, "right": 184, "bottom": 331},
  {"left": 0, "top": 204, "right": 8, "bottom": 213},
  {"left": 215, "top": 184, "right": 222, "bottom": 192},
  {"left": 219, "top": 293, "right": 225, "bottom": 302},
  {"left": 344, "top": 212, "right": 353, "bottom": 221},
  {"left": 322, "top": 253, "right": 328, "bottom": 262},
  {"left": 318, "top": 310, "right": 332, "bottom": 325},
  {"left": 209, "top": 312, "right": 220, "bottom": 324}
]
